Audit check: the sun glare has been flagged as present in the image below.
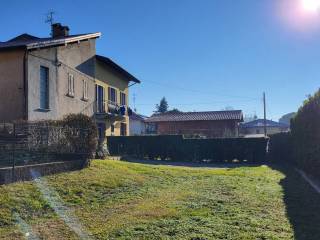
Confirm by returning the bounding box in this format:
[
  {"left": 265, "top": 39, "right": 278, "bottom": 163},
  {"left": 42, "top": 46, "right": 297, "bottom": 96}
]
[{"left": 302, "top": 0, "right": 320, "bottom": 12}]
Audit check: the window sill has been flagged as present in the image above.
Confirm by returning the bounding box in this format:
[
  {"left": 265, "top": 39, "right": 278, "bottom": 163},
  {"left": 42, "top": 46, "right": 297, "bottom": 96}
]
[
  {"left": 81, "top": 97, "right": 89, "bottom": 102},
  {"left": 36, "top": 108, "right": 51, "bottom": 112},
  {"left": 66, "top": 94, "right": 75, "bottom": 98}
]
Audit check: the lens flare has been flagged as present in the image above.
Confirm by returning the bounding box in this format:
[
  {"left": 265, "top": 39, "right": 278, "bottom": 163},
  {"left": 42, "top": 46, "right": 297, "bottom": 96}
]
[
  {"left": 277, "top": 0, "right": 320, "bottom": 32},
  {"left": 301, "top": 0, "right": 320, "bottom": 12}
]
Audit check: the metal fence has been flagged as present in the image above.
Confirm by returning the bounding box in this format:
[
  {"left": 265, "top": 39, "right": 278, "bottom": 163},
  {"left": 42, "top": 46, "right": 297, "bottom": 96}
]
[
  {"left": 0, "top": 122, "right": 92, "bottom": 169},
  {"left": 107, "top": 135, "right": 268, "bottom": 163}
]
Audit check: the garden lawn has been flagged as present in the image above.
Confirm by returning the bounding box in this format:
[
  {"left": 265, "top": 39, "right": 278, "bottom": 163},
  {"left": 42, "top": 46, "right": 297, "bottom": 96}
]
[{"left": 0, "top": 160, "right": 320, "bottom": 240}]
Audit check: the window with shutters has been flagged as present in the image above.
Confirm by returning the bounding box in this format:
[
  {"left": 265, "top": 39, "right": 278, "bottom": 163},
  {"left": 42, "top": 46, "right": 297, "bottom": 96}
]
[
  {"left": 108, "top": 87, "right": 117, "bottom": 104},
  {"left": 67, "top": 73, "right": 75, "bottom": 97},
  {"left": 40, "top": 66, "right": 49, "bottom": 109},
  {"left": 120, "top": 92, "right": 126, "bottom": 106},
  {"left": 95, "top": 84, "right": 105, "bottom": 113}
]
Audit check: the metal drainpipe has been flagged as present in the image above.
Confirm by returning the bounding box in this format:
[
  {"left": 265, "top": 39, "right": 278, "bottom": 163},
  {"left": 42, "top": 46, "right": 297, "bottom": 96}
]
[{"left": 23, "top": 49, "right": 28, "bottom": 121}]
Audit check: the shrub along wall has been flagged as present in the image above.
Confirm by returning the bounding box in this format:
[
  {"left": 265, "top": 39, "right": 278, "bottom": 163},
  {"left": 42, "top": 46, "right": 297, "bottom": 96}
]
[
  {"left": 0, "top": 114, "right": 98, "bottom": 168},
  {"left": 107, "top": 135, "right": 268, "bottom": 163},
  {"left": 268, "top": 132, "right": 292, "bottom": 164},
  {"left": 268, "top": 89, "right": 320, "bottom": 179},
  {"left": 290, "top": 89, "right": 320, "bottom": 178}
]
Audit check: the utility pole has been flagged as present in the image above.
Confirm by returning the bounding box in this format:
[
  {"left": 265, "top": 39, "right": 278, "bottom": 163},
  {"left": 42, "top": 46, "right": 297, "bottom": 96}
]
[
  {"left": 263, "top": 92, "right": 267, "bottom": 137},
  {"left": 133, "top": 93, "right": 137, "bottom": 112}
]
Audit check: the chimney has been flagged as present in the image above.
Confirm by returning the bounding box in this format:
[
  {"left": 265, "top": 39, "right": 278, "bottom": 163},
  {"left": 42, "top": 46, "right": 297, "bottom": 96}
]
[{"left": 51, "top": 23, "right": 70, "bottom": 38}]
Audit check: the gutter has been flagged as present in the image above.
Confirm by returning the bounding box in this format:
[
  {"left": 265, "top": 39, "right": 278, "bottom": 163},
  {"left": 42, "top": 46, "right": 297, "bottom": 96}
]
[
  {"left": 26, "top": 32, "right": 101, "bottom": 50},
  {"left": 128, "top": 82, "right": 138, "bottom": 88}
]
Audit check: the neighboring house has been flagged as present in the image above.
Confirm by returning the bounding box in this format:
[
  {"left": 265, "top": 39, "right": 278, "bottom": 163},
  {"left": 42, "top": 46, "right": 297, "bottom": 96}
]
[
  {"left": 0, "top": 23, "right": 140, "bottom": 138},
  {"left": 240, "top": 119, "right": 289, "bottom": 136},
  {"left": 279, "top": 112, "right": 296, "bottom": 126},
  {"left": 94, "top": 55, "right": 140, "bottom": 138},
  {"left": 129, "top": 112, "right": 147, "bottom": 135},
  {"left": 145, "top": 110, "right": 243, "bottom": 138}
]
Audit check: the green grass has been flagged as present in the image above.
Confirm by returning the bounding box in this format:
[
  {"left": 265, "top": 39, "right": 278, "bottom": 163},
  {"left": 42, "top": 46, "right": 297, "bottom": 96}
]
[{"left": 0, "top": 160, "right": 320, "bottom": 239}]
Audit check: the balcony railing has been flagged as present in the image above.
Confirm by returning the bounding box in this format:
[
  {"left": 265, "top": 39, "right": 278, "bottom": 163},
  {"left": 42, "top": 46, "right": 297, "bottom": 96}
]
[{"left": 94, "top": 100, "right": 132, "bottom": 118}]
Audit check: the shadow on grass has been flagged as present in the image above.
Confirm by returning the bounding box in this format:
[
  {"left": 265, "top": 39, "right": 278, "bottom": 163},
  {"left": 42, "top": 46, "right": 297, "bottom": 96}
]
[
  {"left": 270, "top": 164, "right": 320, "bottom": 240},
  {"left": 121, "top": 158, "right": 263, "bottom": 169}
]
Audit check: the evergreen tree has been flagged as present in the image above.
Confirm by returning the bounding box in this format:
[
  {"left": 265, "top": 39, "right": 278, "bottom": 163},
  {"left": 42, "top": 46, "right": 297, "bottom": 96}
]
[
  {"left": 155, "top": 97, "right": 169, "bottom": 113},
  {"left": 168, "top": 108, "right": 180, "bottom": 113}
]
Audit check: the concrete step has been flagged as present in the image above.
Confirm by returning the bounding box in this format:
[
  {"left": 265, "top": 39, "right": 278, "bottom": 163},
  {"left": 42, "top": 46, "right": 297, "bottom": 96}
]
[{"left": 107, "top": 156, "right": 122, "bottom": 161}]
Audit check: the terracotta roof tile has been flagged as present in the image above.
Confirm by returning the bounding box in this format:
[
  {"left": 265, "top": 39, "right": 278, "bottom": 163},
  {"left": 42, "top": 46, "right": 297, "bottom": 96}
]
[{"left": 145, "top": 110, "right": 243, "bottom": 122}]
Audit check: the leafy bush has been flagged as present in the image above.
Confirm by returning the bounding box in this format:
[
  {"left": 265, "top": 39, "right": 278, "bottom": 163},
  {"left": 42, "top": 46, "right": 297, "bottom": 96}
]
[
  {"left": 61, "top": 114, "right": 98, "bottom": 159},
  {"left": 10, "top": 114, "right": 98, "bottom": 166},
  {"left": 290, "top": 89, "right": 320, "bottom": 177},
  {"left": 107, "top": 135, "right": 268, "bottom": 163}
]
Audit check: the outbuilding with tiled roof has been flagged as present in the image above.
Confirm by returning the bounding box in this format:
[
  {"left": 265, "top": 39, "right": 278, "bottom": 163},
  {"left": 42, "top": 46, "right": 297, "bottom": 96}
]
[{"left": 145, "top": 110, "right": 243, "bottom": 138}]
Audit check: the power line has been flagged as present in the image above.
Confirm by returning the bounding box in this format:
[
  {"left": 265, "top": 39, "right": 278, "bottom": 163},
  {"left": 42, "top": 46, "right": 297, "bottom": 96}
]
[
  {"left": 133, "top": 93, "right": 137, "bottom": 112},
  {"left": 134, "top": 98, "right": 260, "bottom": 106},
  {"left": 143, "top": 80, "right": 260, "bottom": 101}
]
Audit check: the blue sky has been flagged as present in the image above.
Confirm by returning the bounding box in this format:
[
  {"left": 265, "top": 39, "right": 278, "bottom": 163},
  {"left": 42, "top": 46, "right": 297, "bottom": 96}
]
[{"left": 2, "top": 0, "right": 320, "bottom": 120}]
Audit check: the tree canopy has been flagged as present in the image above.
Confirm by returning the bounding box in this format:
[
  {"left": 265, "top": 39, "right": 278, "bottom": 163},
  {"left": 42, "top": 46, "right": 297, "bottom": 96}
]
[
  {"left": 155, "top": 97, "right": 169, "bottom": 113},
  {"left": 167, "top": 108, "right": 181, "bottom": 113}
]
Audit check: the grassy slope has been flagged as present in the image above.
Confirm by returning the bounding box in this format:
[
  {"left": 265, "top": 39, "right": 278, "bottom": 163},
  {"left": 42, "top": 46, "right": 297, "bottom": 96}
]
[{"left": 0, "top": 160, "right": 319, "bottom": 240}]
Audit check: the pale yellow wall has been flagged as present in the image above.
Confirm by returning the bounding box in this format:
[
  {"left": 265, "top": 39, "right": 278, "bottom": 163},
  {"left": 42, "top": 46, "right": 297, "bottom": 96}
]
[
  {"left": 102, "top": 117, "right": 129, "bottom": 136},
  {"left": 96, "top": 61, "right": 129, "bottom": 95},
  {"left": 0, "top": 50, "right": 25, "bottom": 121},
  {"left": 95, "top": 61, "right": 130, "bottom": 136}
]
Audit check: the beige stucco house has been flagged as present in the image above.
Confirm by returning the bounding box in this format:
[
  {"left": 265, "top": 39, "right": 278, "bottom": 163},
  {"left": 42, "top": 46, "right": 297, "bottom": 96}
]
[{"left": 0, "top": 23, "right": 140, "bottom": 138}]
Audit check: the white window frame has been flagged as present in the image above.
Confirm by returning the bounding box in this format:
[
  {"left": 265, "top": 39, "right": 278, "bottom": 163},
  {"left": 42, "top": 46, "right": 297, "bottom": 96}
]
[
  {"left": 68, "top": 73, "right": 75, "bottom": 97},
  {"left": 82, "top": 79, "right": 88, "bottom": 100}
]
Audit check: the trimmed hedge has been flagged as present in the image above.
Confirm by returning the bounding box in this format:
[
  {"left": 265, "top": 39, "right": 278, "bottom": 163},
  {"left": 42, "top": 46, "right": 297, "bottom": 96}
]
[
  {"left": 268, "top": 132, "right": 292, "bottom": 164},
  {"left": 107, "top": 135, "right": 268, "bottom": 163},
  {"left": 290, "top": 89, "right": 320, "bottom": 178},
  {"left": 268, "top": 89, "right": 320, "bottom": 179}
]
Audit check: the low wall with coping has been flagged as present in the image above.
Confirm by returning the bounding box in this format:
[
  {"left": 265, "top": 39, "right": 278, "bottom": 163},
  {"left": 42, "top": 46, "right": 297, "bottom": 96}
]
[{"left": 0, "top": 160, "right": 86, "bottom": 184}]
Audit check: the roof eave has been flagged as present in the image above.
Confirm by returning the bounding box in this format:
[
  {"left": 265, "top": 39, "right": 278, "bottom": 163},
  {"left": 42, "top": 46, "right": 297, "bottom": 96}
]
[
  {"left": 96, "top": 55, "right": 141, "bottom": 84},
  {"left": 145, "top": 118, "right": 243, "bottom": 123},
  {"left": 26, "top": 32, "right": 101, "bottom": 50}
]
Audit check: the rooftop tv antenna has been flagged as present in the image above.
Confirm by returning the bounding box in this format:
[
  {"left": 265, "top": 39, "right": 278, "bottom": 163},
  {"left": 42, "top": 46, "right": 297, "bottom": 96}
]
[{"left": 45, "top": 11, "right": 56, "bottom": 36}]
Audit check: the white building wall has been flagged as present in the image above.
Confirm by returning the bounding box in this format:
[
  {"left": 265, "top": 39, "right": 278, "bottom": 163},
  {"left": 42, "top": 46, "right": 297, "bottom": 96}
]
[{"left": 129, "top": 119, "right": 146, "bottom": 135}]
